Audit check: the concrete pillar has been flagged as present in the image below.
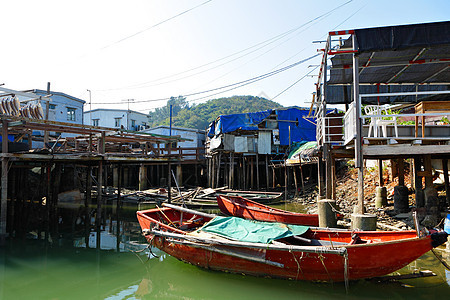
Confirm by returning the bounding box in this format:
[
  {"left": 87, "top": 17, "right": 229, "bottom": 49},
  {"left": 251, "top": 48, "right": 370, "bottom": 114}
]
[
  {"left": 394, "top": 185, "right": 409, "bottom": 213},
  {"left": 375, "top": 186, "right": 387, "bottom": 208},
  {"left": 318, "top": 199, "right": 337, "bottom": 228},
  {"left": 351, "top": 213, "right": 377, "bottom": 231}
]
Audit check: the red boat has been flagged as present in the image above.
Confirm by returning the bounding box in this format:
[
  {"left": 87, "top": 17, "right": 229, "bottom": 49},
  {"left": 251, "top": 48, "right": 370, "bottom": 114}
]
[
  {"left": 217, "top": 194, "right": 320, "bottom": 226},
  {"left": 137, "top": 204, "right": 447, "bottom": 282}
]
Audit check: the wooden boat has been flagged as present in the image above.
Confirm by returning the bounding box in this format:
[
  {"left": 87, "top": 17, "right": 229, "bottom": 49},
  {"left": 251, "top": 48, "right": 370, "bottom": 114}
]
[
  {"left": 217, "top": 194, "right": 320, "bottom": 226},
  {"left": 137, "top": 204, "right": 448, "bottom": 282}
]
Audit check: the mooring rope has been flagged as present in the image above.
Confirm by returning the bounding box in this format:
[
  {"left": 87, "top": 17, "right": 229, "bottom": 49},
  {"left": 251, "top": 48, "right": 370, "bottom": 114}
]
[
  {"left": 318, "top": 253, "right": 333, "bottom": 286},
  {"left": 289, "top": 247, "right": 302, "bottom": 280},
  {"left": 343, "top": 252, "right": 349, "bottom": 293}
]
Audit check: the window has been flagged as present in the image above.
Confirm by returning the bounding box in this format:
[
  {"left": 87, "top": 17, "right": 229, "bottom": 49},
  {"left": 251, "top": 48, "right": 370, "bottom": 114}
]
[
  {"left": 131, "top": 119, "right": 136, "bottom": 128},
  {"left": 67, "top": 107, "right": 76, "bottom": 121},
  {"left": 93, "top": 119, "right": 99, "bottom": 126},
  {"left": 49, "top": 104, "right": 56, "bottom": 109},
  {"left": 115, "top": 117, "right": 121, "bottom": 127}
]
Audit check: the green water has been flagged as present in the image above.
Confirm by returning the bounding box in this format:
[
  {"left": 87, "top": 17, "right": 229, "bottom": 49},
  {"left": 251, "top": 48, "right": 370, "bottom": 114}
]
[{"left": 1, "top": 231, "right": 449, "bottom": 299}]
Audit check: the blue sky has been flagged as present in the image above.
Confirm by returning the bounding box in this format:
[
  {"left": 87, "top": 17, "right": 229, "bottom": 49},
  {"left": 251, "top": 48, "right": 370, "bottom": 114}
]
[{"left": 3, "top": 0, "right": 449, "bottom": 112}]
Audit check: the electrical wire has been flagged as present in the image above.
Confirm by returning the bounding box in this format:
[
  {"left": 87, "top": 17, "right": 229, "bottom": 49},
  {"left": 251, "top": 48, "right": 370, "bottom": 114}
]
[
  {"left": 90, "top": 53, "right": 320, "bottom": 105},
  {"left": 272, "top": 66, "right": 319, "bottom": 101},
  {"left": 101, "top": 0, "right": 213, "bottom": 51},
  {"left": 97, "top": 0, "right": 353, "bottom": 92}
]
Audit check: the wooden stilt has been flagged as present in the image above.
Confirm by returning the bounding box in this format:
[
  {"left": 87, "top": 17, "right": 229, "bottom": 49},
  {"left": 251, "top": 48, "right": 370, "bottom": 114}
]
[
  {"left": 378, "top": 159, "right": 384, "bottom": 186},
  {"left": 256, "top": 154, "right": 260, "bottom": 190},
  {"left": 443, "top": 158, "right": 450, "bottom": 206},
  {"left": 250, "top": 156, "right": 254, "bottom": 189},
  {"left": 1, "top": 120, "right": 8, "bottom": 245},
  {"left": 96, "top": 160, "right": 103, "bottom": 250},
  {"left": 85, "top": 165, "right": 92, "bottom": 249},
  {"left": 398, "top": 158, "right": 405, "bottom": 186},
  {"left": 299, "top": 163, "right": 305, "bottom": 195},
  {"left": 116, "top": 164, "right": 122, "bottom": 252},
  {"left": 414, "top": 156, "right": 424, "bottom": 208},
  {"left": 265, "top": 155, "right": 269, "bottom": 190},
  {"left": 293, "top": 166, "right": 299, "bottom": 197},
  {"left": 168, "top": 162, "right": 172, "bottom": 203}
]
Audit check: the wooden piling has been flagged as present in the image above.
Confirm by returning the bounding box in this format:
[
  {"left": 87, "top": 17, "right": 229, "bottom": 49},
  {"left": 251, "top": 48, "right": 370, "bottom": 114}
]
[
  {"left": 85, "top": 165, "right": 92, "bottom": 249},
  {"left": 116, "top": 164, "right": 122, "bottom": 252},
  {"left": 96, "top": 161, "right": 103, "bottom": 250},
  {"left": 414, "top": 156, "right": 424, "bottom": 208},
  {"left": 443, "top": 158, "right": 450, "bottom": 206},
  {"left": 1, "top": 120, "right": 8, "bottom": 245}
]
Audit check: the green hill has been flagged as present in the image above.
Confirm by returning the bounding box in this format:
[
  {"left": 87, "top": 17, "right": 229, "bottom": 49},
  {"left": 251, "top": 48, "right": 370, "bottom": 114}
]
[{"left": 148, "top": 95, "right": 283, "bottom": 130}]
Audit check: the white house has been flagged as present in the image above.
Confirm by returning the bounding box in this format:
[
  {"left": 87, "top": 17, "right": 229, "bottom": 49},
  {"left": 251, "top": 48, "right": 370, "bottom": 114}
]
[
  {"left": 84, "top": 109, "right": 150, "bottom": 131},
  {"left": 19, "top": 89, "right": 86, "bottom": 125},
  {"left": 141, "top": 125, "right": 205, "bottom": 160}
]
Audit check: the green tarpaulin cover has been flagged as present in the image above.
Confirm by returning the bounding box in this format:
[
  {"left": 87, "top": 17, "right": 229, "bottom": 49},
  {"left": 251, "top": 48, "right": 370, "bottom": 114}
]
[{"left": 199, "top": 216, "right": 309, "bottom": 244}]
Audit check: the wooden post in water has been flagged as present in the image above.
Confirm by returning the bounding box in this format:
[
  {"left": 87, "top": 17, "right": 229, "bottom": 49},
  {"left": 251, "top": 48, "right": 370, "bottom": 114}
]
[
  {"left": 116, "top": 164, "right": 122, "bottom": 252},
  {"left": 139, "top": 164, "right": 147, "bottom": 191},
  {"left": 96, "top": 160, "right": 103, "bottom": 250},
  {"left": 256, "top": 154, "right": 260, "bottom": 190},
  {"left": 250, "top": 156, "right": 254, "bottom": 189},
  {"left": 265, "top": 155, "right": 269, "bottom": 190},
  {"left": 443, "top": 158, "right": 450, "bottom": 206},
  {"left": 0, "top": 119, "right": 8, "bottom": 245},
  {"left": 293, "top": 166, "right": 299, "bottom": 197},
  {"left": 167, "top": 162, "right": 172, "bottom": 203},
  {"left": 414, "top": 156, "right": 424, "bottom": 208},
  {"left": 85, "top": 165, "right": 92, "bottom": 249},
  {"left": 284, "top": 163, "right": 288, "bottom": 201}
]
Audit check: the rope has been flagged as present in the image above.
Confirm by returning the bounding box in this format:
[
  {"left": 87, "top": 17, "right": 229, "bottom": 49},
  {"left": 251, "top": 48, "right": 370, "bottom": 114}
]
[
  {"left": 343, "top": 252, "right": 349, "bottom": 293},
  {"left": 318, "top": 254, "right": 333, "bottom": 286},
  {"left": 289, "top": 247, "right": 302, "bottom": 280}
]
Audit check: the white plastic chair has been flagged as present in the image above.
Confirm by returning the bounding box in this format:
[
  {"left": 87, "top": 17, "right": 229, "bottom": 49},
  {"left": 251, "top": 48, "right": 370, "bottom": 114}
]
[{"left": 364, "top": 105, "right": 398, "bottom": 138}]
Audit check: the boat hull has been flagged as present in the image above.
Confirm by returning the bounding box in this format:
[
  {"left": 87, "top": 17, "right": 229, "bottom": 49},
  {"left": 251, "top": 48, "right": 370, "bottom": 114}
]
[
  {"left": 217, "top": 195, "right": 319, "bottom": 226},
  {"left": 137, "top": 207, "right": 443, "bottom": 282},
  {"left": 147, "top": 234, "right": 433, "bottom": 282}
]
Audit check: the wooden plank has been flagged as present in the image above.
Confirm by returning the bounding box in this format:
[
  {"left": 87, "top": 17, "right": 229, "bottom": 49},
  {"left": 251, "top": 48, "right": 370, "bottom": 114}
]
[{"left": 363, "top": 144, "right": 450, "bottom": 156}]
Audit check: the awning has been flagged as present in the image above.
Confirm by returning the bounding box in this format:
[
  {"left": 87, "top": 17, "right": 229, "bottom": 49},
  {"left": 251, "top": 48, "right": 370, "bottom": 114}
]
[{"left": 325, "top": 21, "right": 450, "bottom": 104}]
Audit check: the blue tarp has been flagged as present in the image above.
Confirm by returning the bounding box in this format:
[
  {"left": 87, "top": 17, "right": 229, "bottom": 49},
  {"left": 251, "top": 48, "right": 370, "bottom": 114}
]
[
  {"left": 215, "top": 109, "right": 272, "bottom": 135},
  {"left": 276, "top": 108, "right": 316, "bottom": 145},
  {"left": 212, "top": 108, "right": 338, "bottom": 145}
]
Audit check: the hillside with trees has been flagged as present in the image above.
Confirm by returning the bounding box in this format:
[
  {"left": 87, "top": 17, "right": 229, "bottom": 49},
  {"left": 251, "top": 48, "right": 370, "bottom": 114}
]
[{"left": 148, "top": 95, "right": 283, "bottom": 130}]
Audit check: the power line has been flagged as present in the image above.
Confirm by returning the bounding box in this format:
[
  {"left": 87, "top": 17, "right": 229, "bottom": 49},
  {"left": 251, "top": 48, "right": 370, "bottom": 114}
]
[
  {"left": 101, "top": 0, "right": 213, "bottom": 51},
  {"left": 272, "top": 66, "right": 319, "bottom": 101},
  {"left": 91, "top": 53, "right": 320, "bottom": 105},
  {"left": 96, "top": 0, "right": 353, "bottom": 92}
]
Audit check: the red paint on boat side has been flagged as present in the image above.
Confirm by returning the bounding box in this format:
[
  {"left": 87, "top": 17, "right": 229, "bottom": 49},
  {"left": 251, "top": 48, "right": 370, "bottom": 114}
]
[
  {"left": 217, "top": 195, "right": 320, "bottom": 226},
  {"left": 137, "top": 207, "right": 437, "bottom": 282}
]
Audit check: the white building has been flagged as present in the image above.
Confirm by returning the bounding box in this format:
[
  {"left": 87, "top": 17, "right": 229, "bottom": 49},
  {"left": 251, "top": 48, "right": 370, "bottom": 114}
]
[
  {"left": 84, "top": 109, "right": 150, "bottom": 131},
  {"left": 20, "top": 89, "right": 86, "bottom": 125},
  {"left": 142, "top": 125, "right": 205, "bottom": 160}
]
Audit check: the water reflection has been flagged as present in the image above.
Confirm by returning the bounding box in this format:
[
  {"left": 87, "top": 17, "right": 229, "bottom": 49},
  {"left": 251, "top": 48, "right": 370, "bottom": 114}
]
[{"left": 1, "top": 216, "right": 449, "bottom": 299}]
